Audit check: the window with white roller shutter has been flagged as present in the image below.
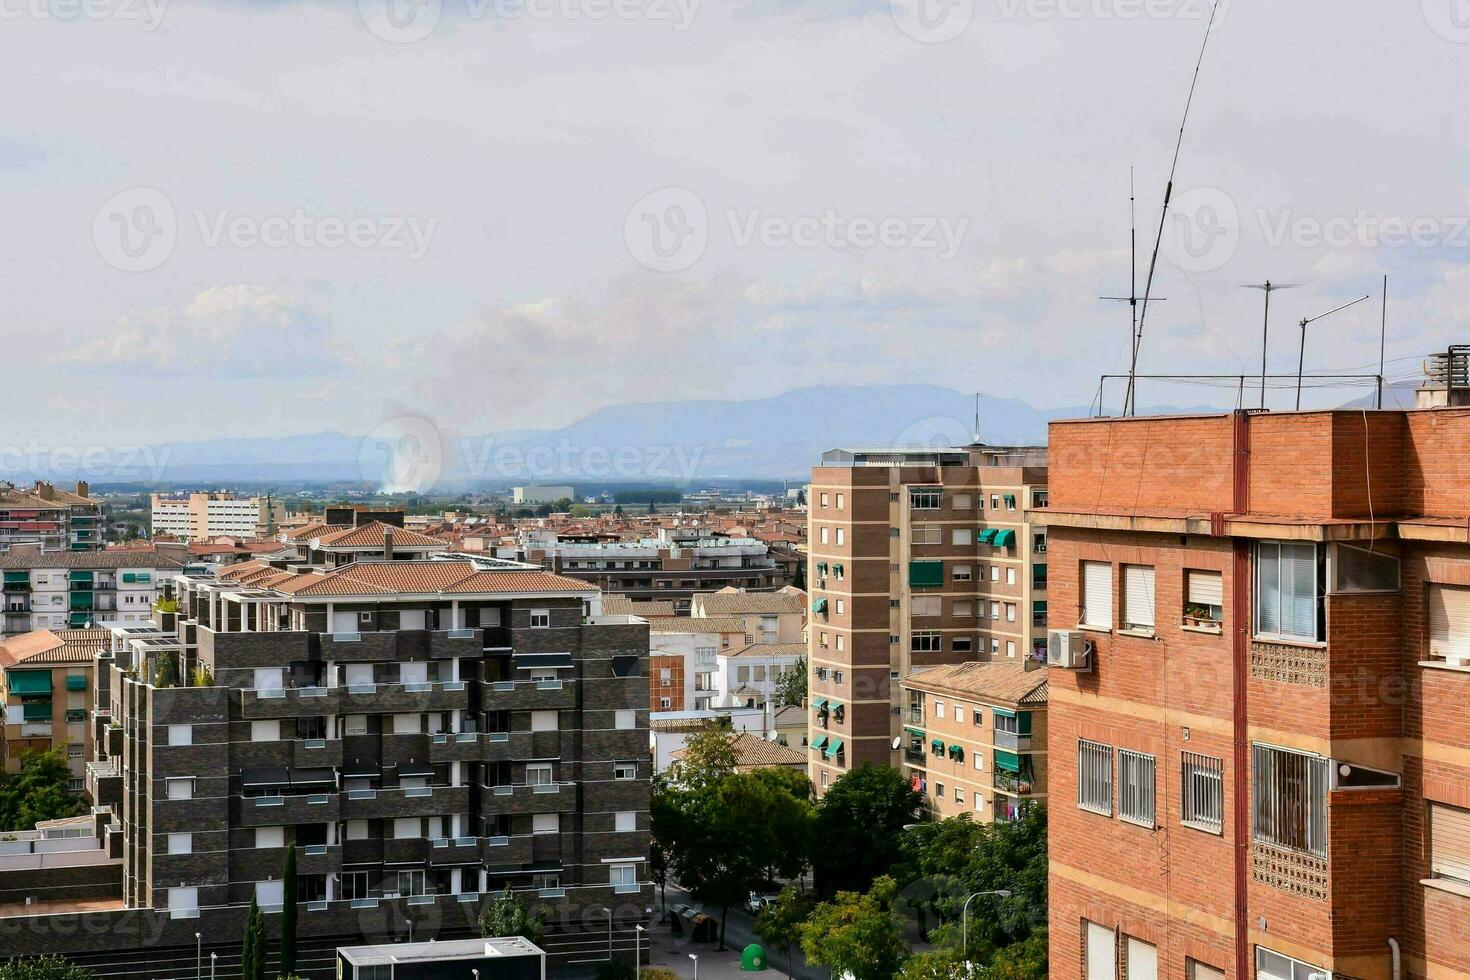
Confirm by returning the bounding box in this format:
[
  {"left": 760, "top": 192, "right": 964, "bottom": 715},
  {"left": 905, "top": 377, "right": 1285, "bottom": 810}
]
[
  {"left": 1081, "top": 561, "right": 1113, "bottom": 629},
  {"left": 1122, "top": 565, "right": 1155, "bottom": 631},
  {"left": 1429, "top": 801, "right": 1470, "bottom": 885},
  {"left": 1084, "top": 921, "right": 1116, "bottom": 980},
  {"left": 1125, "top": 937, "right": 1157, "bottom": 980},
  {"left": 1428, "top": 584, "right": 1470, "bottom": 663},
  {"left": 1185, "top": 569, "right": 1224, "bottom": 626}
]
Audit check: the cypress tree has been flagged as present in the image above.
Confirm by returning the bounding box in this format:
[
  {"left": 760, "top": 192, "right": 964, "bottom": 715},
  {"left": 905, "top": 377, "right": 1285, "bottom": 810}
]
[{"left": 280, "top": 844, "right": 298, "bottom": 977}]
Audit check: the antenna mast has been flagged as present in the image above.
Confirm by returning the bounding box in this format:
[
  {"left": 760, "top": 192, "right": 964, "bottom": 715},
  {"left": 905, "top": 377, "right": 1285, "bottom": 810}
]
[{"left": 1126, "top": 0, "right": 1223, "bottom": 417}]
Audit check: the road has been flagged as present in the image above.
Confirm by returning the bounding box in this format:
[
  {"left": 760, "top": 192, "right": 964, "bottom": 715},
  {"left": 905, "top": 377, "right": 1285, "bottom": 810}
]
[{"left": 655, "top": 882, "right": 830, "bottom": 980}]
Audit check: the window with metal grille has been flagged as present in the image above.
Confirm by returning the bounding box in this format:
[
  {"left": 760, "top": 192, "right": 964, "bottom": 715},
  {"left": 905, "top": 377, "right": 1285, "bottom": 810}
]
[
  {"left": 1082, "top": 561, "right": 1113, "bottom": 629},
  {"left": 1429, "top": 801, "right": 1470, "bottom": 885},
  {"left": 1254, "top": 542, "right": 1322, "bottom": 642},
  {"left": 1078, "top": 739, "right": 1113, "bottom": 816},
  {"left": 1181, "top": 752, "right": 1224, "bottom": 834},
  {"left": 1119, "top": 749, "right": 1156, "bottom": 828},
  {"left": 1121, "top": 565, "right": 1156, "bottom": 631},
  {"left": 1252, "top": 744, "right": 1328, "bottom": 857}
]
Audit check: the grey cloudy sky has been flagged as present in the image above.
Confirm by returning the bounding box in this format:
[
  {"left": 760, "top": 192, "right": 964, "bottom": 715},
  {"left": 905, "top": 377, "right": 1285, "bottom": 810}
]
[{"left": 3, "top": 0, "right": 1468, "bottom": 449}]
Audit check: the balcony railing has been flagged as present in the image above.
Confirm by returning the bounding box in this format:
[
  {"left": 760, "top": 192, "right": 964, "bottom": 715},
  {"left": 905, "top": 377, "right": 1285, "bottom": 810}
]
[
  {"left": 992, "top": 769, "right": 1036, "bottom": 796},
  {"left": 993, "top": 730, "right": 1031, "bottom": 753}
]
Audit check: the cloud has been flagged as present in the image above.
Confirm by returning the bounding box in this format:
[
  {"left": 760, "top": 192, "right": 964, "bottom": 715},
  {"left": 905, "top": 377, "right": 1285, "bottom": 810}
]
[{"left": 58, "top": 285, "right": 337, "bottom": 378}]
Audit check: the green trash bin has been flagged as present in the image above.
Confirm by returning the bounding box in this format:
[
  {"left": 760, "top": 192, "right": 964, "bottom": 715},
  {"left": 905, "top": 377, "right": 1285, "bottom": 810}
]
[{"left": 741, "top": 943, "right": 768, "bottom": 971}]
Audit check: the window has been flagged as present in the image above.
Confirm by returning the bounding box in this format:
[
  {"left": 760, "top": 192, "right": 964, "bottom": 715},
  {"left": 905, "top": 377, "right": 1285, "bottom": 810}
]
[
  {"left": 1185, "top": 570, "right": 1224, "bottom": 628},
  {"left": 835, "top": 528, "right": 845, "bottom": 546},
  {"left": 165, "top": 777, "right": 193, "bottom": 801},
  {"left": 614, "top": 761, "right": 637, "bottom": 780},
  {"left": 1429, "top": 801, "right": 1470, "bottom": 886},
  {"left": 935, "top": 783, "right": 944, "bottom": 797},
  {"left": 912, "top": 596, "right": 942, "bottom": 617},
  {"left": 1187, "top": 960, "right": 1225, "bottom": 980},
  {"left": 529, "top": 608, "right": 551, "bottom": 628},
  {"left": 168, "top": 724, "right": 192, "bottom": 746},
  {"left": 1332, "top": 543, "right": 1400, "bottom": 593},
  {"left": 954, "top": 493, "right": 971, "bottom": 509},
  {"left": 1181, "top": 752, "right": 1224, "bottom": 833},
  {"left": 167, "top": 833, "right": 192, "bottom": 855},
  {"left": 1118, "top": 749, "right": 1156, "bottom": 828},
  {"left": 952, "top": 528, "right": 971, "bottom": 546},
  {"left": 973, "top": 708, "right": 984, "bottom": 726},
  {"left": 912, "top": 631, "right": 941, "bottom": 653},
  {"left": 531, "top": 710, "right": 558, "bottom": 732},
  {"left": 610, "top": 863, "right": 638, "bottom": 893},
  {"left": 820, "top": 527, "right": 829, "bottom": 544},
  {"left": 1006, "top": 640, "right": 1017, "bottom": 659},
  {"left": 251, "top": 720, "right": 280, "bottom": 742},
  {"left": 991, "top": 565, "right": 1000, "bottom": 582},
  {"left": 1256, "top": 947, "right": 1331, "bottom": 980},
  {"left": 1078, "top": 739, "right": 1113, "bottom": 815},
  {"left": 1084, "top": 920, "right": 1116, "bottom": 980},
  {"left": 835, "top": 493, "right": 844, "bottom": 510},
  {"left": 912, "top": 526, "right": 941, "bottom": 545},
  {"left": 1121, "top": 565, "right": 1156, "bottom": 632},
  {"left": 615, "top": 811, "right": 637, "bottom": 832},
  {"left": 1005, "top": 603, "right": 1016, "bottom": 623},
  {"left": 167, "top": 887, "right": 199, "bottom": 917},
  {"left": 953, "top": 637, "right": 973, "bottom": 653},
  {"left": 820, "top": 771, "right": 829, "bottom": 788},
  {"left": 533, "top": 813, "right": 559, "bottom": 835},
  {"left": 67, "top": 743, "right": 83, "bottom": 759},
  {"left": 954, "top": 600, "right": 973, "bottom": 618},
  {"left": 953, "top": 704, "right": 964, "bottom": 722},
  {"left": 1428, "top": 584, "right": 1470, "bottom": 664},
  {"left": 835, "top": 599, "right": 844, "bottom": 615},
  {"left": 953, "top": 565, "right": 972, "bottom": 582},
  {"left": 990, "top": 601, "right": 1000, "bottom": 619},
  {"left": 255, "top": 826, "right": 285, "bottom": 848},
  {"left": 1255, "top": 542, "right": 1321, "bottom": 642},
  {"left": 1082, "top": 561, "right": 1113, "bottom": 629},
  {"left": 910, "top": 488, "right": 942, "bottom": 510},
  {"left": 990, "top": 494, "right": 1000, "bottom": 509},
  {"left": 820, "top": 493, "right": 829, "bottom": 507},
  {"left": 954, "top": 787, "right": 964, "bottom": 803},
  {"left": 1252, "top": 744, "right": 1328, "bottom": 856},
  {"left": 659, "top": 697, "right": 671, "bottom": 709},
  {"left": 526, "top": 764, "right": 554, "bottom": 786},
  {"left": 1125, "top": 937, "right": 1157, "bottom": 980},
  {"left": 615, "top": 709, "right": 637, "bottom": 730}
]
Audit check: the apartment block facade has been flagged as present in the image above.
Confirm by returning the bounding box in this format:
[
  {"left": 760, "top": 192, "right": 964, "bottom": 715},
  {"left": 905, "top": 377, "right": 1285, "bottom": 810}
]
[
  {"left": 0, "top": 628, "right": 108, "bottom": 783},
  {"left": 1045, "top": 408, "right": 1470, "bottom": 980},
  {"left": 0, "top": 551, "right": 180, "bottom": 636},
  {"left": 151, "top": 492, "right": 283, "bottom": 540},
  {"left": 806, "top": 445, "right": 1048, "bottom": 795},
  {"left": 897, "top": 660, "right": 1047, "bottom": 823},
  {"left": 16, "top": 557, "right": 653, "bottom": 974},
  {"left": 0, "top": 481, "right": 103, "bottom": 553}
]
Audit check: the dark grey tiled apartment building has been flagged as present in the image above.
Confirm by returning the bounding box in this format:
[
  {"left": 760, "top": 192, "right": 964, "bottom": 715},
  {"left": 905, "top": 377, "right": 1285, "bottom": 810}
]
[{"left": 17, "top": 554, "right": 652, "bottom": 975}]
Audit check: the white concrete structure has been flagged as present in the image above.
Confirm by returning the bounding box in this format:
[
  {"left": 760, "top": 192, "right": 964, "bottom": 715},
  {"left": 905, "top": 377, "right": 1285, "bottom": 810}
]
[
  {"left": 511, "top": 486, "right": 575, "bottom": 505},
  {"left": 150, "top": 493, "right": 281, "bottom": 540},
  {"left": 1, "top": 552, "right": 180, "bottom": 635}
]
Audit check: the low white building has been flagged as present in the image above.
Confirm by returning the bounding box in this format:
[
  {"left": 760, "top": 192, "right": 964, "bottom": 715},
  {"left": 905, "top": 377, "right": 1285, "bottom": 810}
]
[
  {"left": 1, "top": 551, "right": 181, "bottom": 635},
  {"left": 649, "top": 707, "right": 767, "bottom": 772},
  {"left": 715, "top": 642, "right": 804, "bottom": 712},
  {"left": 511, "top": 486, "right": 574, "bottom": 505}
]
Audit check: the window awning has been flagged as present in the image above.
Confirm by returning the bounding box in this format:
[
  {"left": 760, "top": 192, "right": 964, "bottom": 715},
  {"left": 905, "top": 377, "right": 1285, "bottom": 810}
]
[
  {"left": 515, "top": 652, "right": 574, "bottom": 670},
  {"left": 931, "top": 739, "right": 945, "bottom": 752},
  {"left": 811, "top": 698, "right": 829, "bottom": 711},
  {"left": 832, "top": 564, "right": 845, "bottom": 575},
  {"left": 810, "top": 736, "right": 828, "bottom": 751},
  {"left": 66, "top": 675, "right": 87, "bottom": 691},
  {"left": 242, "top": 766, "right": 290, "bottom": 787},
  {"left": 978, "top": 528, "right": 998, "bottom": 544},
  {"left": 812, "top": 598, "right": 828, "bottom": 614},
  {"left": 903, "top": 727, "right": 925, "bottom": 738},
  {"left": 992, "top": 706, "right": 1016, "bottom": 719},
  {"left": 908, "top": 561, "right": 944, "bottom": 588},
  {"left": 290, "top": 768, "right": 336, "bottom": 786},
  {"left": 1003, "top": 493, "right": 1016, "bottom": 507},
  {"left": 993, "top": 529, "right": 1017, "bottom": 548},
  {"left": 823, "top": 740, "right": 844, "bottom": 758},
  {"left": 995, "top": 750, "right": 1021, "bottom": 773},
  {"left": 22, "top": 701, "right": 52, "bottom": 721},
  {"left": 816, "top": 563, "right": 828, "bottom": 575},
  {"left": 948, "top": 745, "right": 965, "bottom": 761},
  {"left": 7, "top": 670, "right": 52, "bottom": 695}
]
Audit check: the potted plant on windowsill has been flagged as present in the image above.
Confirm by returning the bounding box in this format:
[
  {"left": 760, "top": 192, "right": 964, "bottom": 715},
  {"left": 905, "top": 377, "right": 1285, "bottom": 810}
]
[{"left": 1182, "top": 603, "right": 1222, "bottom": 633}]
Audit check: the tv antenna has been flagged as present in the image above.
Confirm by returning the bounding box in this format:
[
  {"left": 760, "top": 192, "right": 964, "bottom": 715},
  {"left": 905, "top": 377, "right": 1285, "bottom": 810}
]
[
  {"left": 1240, "top": 280, "right": 1301, "bottom": 409},
  {"left": 1295, "top": 294, "right": 1370, "bottom": 410},
  {"left": 1100, "top": 167, "right": 1167, "bottom": 416},
  {"left": 1126, "top": 0, "right": 1224, "bottom": 417}
]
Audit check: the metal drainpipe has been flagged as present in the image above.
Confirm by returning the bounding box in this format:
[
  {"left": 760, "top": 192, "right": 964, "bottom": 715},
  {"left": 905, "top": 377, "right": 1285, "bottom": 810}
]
[
  {"left": 1230, "top": 409, "right": 1253, "bottom": 980},
  {"left": 1388, "top": 937, "right": 1401, "bottom": 980}
]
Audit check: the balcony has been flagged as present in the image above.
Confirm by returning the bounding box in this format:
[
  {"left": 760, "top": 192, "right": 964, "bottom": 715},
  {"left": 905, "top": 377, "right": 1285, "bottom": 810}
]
[
  {"left": 340, "top": 785, "right": 470, "bottom": 820},
  {"left": 481, "top": 678, "right": 577, "bottom": 712},
  {"left": 430, "top": 628, "right": 488, "bottom": 658},
  {"left": 1250, "top": 639, "right": 1326, "bottom": 688},
  {"left": 480, "top": 834, "right": 533, "bottom": 867},
  {"left": 293, "top": 737, "right": 343, "bottom": 769},
  {"left": 430, "top": 730, "right": 486, "bottom": 763},
  {"left": 237, "top": 792, "right": 340, "bottom": 827},
  {"left": 383, "top": 838, "right": 432, "bottom": 865},
  {"left": 297, "top": 844, "right": 341, "bottom": 875},
  {"left": 903, "top": 748, "right": 927, "bottom": 766},
  {"left": 339, "top": 680, "right": 470, "bottom": 715},
  {"left": 429, "top": 837, "right": 482, "bottom": 866},
  {"left": 479, "top": 782, "right": 577, "bottom": 816},
  {"left": 993, "top": 730, "right": 1032, "bottom": 753},
  {"left": 240, "top": 686, "right": 338, "bottom": 720},
  {"left": 992, "top": 769, "right": 1037, "bottom": 797},
  {"left": 906, "top": 708, "right": 925, "bottom": 725}
]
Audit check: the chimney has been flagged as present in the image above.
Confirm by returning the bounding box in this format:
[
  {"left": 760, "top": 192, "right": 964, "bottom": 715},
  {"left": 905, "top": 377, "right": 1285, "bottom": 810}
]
[
  {"left": 383, "top": 528, "right": 394, "bottom": 560},
  {"left": 74, "top": 481, "right": 89, "bottom": 499},
  {"left": 34, "top": 481, "right": 55, "bottom": 501}
]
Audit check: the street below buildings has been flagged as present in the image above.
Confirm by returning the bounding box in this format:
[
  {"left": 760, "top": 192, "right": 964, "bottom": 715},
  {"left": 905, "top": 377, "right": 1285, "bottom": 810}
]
[{"left": 638, "top": 882, "right": 829, "bottom": 980}]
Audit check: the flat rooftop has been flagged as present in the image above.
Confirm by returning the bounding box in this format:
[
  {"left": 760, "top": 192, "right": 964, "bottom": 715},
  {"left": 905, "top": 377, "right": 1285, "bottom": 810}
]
[{"left": 338, "top": 936, "right": 545, "bottom": 965}]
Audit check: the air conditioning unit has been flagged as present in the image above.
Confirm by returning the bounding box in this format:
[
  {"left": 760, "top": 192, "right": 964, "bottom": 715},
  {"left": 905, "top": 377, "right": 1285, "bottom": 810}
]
[{"left": 1048, "top": 630, "right": 1092, "bottom": 670}]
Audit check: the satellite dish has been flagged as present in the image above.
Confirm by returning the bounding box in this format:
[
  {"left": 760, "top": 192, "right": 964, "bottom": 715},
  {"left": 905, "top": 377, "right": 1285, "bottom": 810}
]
[{"left": 891, "top": 736, "right": 902, "bottom": 750}]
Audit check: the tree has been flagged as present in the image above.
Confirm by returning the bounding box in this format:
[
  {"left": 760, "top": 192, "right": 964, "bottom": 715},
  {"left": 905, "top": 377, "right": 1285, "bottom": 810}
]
[
  {"left": 648, "top": 773, "right": 683, "bottom": 921},
  {"left": 613, "top": 504, "right": 623, "bottom": 515},
  {"left": 0, "top": 955, "right": 93, "bottom": 980},
  {"left": 240, "top": 896, "right": 264, "bottom": 980},
  {"left": 477, "top": 886, "right": 545, "bottom": 945},
  {"left": 898, "top": 948, "right": 981, "bottom": 980},
  {"left": 279, "top": 844, "right": 298, "bottom": 977},
  {"left": 979, "top": 930, "right": 1048, "bottom": 980},
  {"left": 755, "top": 885, "right": 813, "bottom": 979},
  {"left": 810, "top": 765, "right": 922, "bottom": 895},
  {"left": 0, "top": 749, "right": 86, "bottom": 831},
  {"left": 646, "top": 500, "right": 657, "bottom": 514},
  {"left": 152, "top": 652, "right": 178, "bottom": 688},
  {"left": 663, "top": 724, "right": 736, "bottom": 792},
  {"left": 535, "top": 503, "right": 554, "bottom": 517},
  {"left": 774, "top": 656, "right": 808, "bottom": 710},
  {"left": 799, "top": 876, "right": 907, "bottom": 980},
  {"left": 791, "top": 559, "right": 805, "bottom": 591}
]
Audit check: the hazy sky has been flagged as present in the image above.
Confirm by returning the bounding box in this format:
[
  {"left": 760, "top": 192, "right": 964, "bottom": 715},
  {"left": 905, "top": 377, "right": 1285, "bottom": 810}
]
[{"left": 3, "top": 0, "right": 1468, "bottom": 452}]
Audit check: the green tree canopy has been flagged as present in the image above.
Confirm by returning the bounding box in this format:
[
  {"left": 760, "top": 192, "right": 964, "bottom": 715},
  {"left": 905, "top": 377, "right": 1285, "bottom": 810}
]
[
  {"left": 774, "top": 656, "right": 807, "bottom": 710},
  {"left": 810, "top": 764, "right": 922, "bottom": 895},
  {"left": 0, "top": 749, "right": 86, "bottom": 831},
  {"left": 755, "top": 885, "right": 814, "bottom": 979},
  {"left": 478, "top": 886, "right": 546, "bottom": 945},
  {"left": 799, "top": 876, "right": 907, "bottom": 980},
  {"left": 0, "top": 955, "right": 93, "bottom": 980}
]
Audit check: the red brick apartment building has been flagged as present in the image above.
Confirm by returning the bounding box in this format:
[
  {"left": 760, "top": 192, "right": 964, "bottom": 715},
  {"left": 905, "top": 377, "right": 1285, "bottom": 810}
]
[{"left": 1044, "top": 407, "right": 1470, "bottom": 980}]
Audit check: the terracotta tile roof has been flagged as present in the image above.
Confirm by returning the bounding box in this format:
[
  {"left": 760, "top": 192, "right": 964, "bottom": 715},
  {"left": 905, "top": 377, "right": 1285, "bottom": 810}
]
[
  {"left": 0, "top": 551, "right": 180, "bottom": 570},
  {"left": 601, "top": 596, "right": 677, "bottom": 617},
  {"left": 0, "top": 628, "right": 109, "bottom": 667},
  {"left": 670, "top": 732, "right": 807, "bottom": 770},
  {"left": 283, "top": 522, "right": 347, "bottom": 542},
  {"left": 693, "top": 589, "right": 804, "bottom": 616},
  {"left": 647, "top": 617, "right": 749, "bottom": 635},
  {"left": 216, "top": 561, "right": 269, "bottom": 581},
  {"left": 902, "top": 661, "right": 1048, "bottom": 706},
  {"left": 725, "top": 642, "right": 806, "bottom": 659},
  {"left": 270, "top": 572, "right": 332, "bottom": 595},
  {"left": 314, "top": 522, "right": 447, "bottom": 549},
  {"left": 270, "top": 561, "right": 596, "bottom": 598},
  {"left": 441, "top": 570, "right": 597, "bottom": 595}
]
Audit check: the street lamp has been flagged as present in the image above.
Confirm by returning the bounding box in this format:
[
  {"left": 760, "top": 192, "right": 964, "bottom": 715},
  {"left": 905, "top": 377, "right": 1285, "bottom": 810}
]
[
  {"left": 689, "top": 953, "right": 699, "bottom": 979},
  {"left": 635, "top": 924, "right": 645, "bottom": 971},
  {"left": 603, "top": 906, "right": 613, "bottom": 962},
  {"left": 195, "top": 932, "right": 201, "bottom": 980},
  {"left": 209, "top": 952, "right": 216, "bottom": 980},
  {"left": 961, "top": 890, "right": 1013, "bottom": 959}
]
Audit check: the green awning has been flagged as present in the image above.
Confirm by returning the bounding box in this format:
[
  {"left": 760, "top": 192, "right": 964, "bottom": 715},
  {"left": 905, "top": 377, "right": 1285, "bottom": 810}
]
[
  {"left": 832, "top": 564, "right": 844, "bottom": 575},
  {"left": 949, "top": 745, "right": 965, "bottom": 761},
  {"left": 811, "top": 736, "right": 828, "bottom": 751},
  {"left": 68, "top": 613, "right": 91, "bottom": 627},
  {"left": 978, "top": 528, "right": 998, "bottom": 544},
  {"left": 995, "top": 750, "right": 1021, "bottom": 773},
  {"left": 3, "top": 572, "right": 29, "bottom": 584},
  {"left": 8, "top": 671, "right": 52, "bottom": 695},
  {"left": 816, "top": 563, "right": 828, "bottom": 574},
  {"left": 1032, "top": 600, "right": 1048, "bottom": 614},
  {"left": 931, "top": 739, "right": 944, "bottom": 752},
  {"left": 823, "top": 740, "right": 844, "bottom": 759},
  {"left": 65, "top": 675, "right": 87, "bottom": 692},
  {"left": 812, "top": 598, "right": 829, "bottom": 614},
  {"left": 908, "top": 561, "right": 944, "bottom": 588},
  {"left": 68, "top": 571, "right": 93, "bottom": 583},
  {"left": 22, "top": 701, "right": 52, "bottom": 721},
  {"left": 992, "top": 706, "right": 1016, "bottom": 718},
  {"left": 1003, "top": 493, "right": 1016, "bottom": 507},
  {"left": 903, "top": 727, "right": 925, "bottom": 738},
  {"left": 993, "top": 529, "right": 1017, "bottom": 548},
  {"left": 811, "top": 698, "right": 829, "bottom": 711},
  {"left": 69, "top": 594, "right": 94, "bottom": 611}
]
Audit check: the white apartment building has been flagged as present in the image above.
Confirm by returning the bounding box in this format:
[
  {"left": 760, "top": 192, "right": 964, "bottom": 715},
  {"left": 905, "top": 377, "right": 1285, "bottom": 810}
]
[
  {"left": 0, "top": 552, "right": 182, "bottom": 635},
  {"left": 150, "top": 493, "right": 281, "bottom": 540},
  {"left": 715, "top": 642, "right": 804, "bottom": 712},
  {"left": 511, "top": 486, "right": 575, "bottom": 505}
]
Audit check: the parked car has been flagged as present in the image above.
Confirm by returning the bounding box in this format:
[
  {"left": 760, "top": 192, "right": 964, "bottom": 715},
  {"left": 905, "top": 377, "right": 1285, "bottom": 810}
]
[{"left": 745, "top": 891, "right": 780, "bottom": 914}]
